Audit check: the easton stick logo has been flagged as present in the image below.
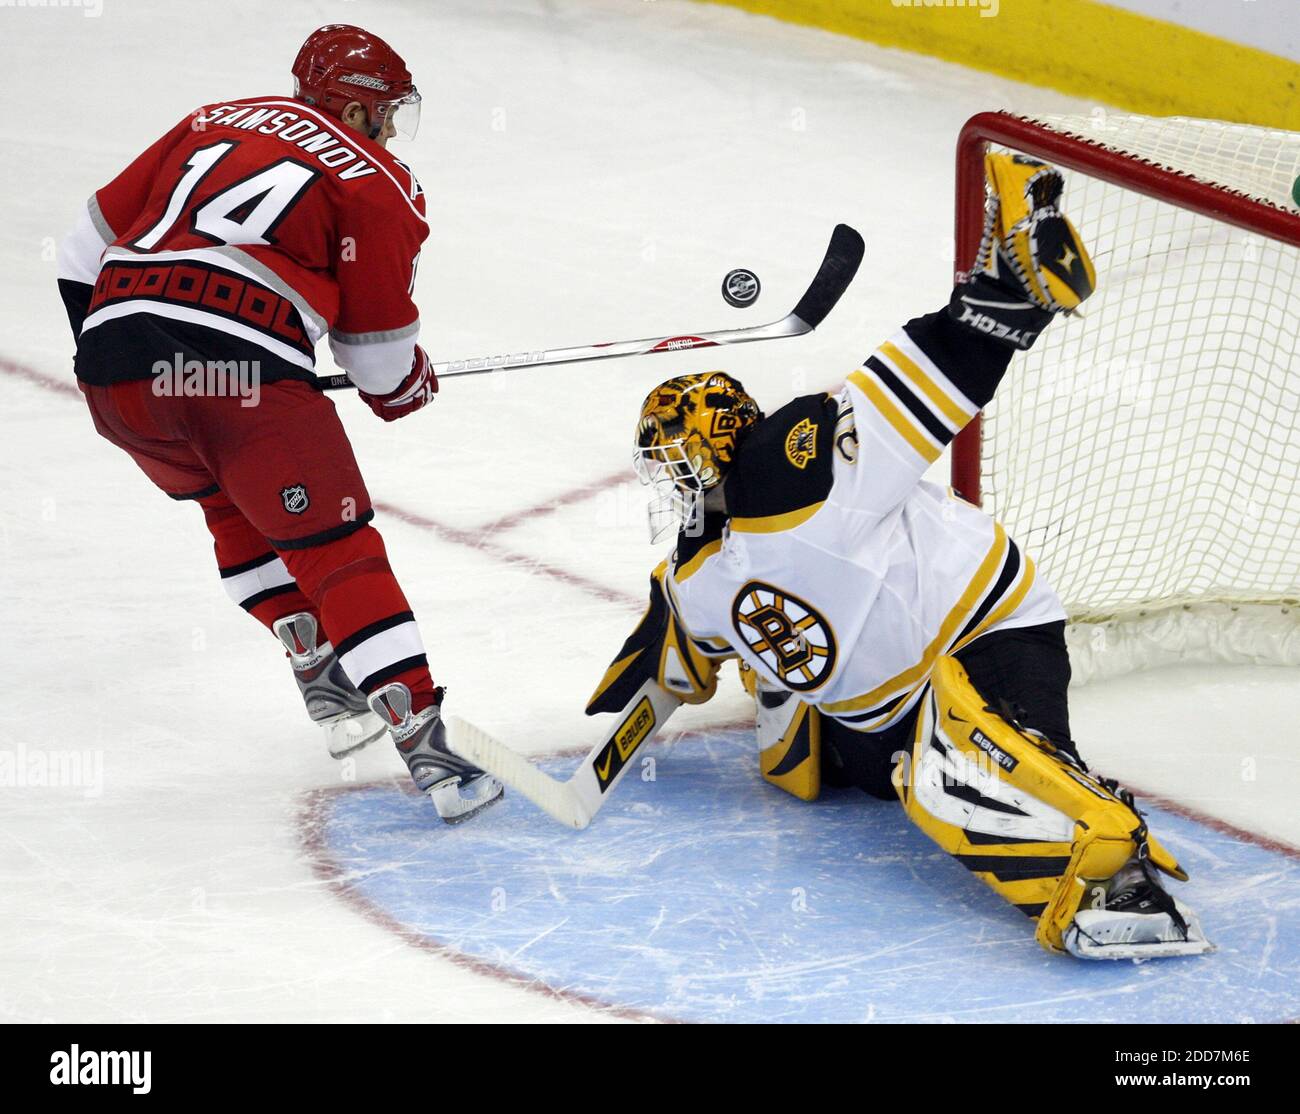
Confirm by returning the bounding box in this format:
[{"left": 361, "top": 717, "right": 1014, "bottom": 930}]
[{"left": 592, "top": 696, "right": 656, "bottom": 792}]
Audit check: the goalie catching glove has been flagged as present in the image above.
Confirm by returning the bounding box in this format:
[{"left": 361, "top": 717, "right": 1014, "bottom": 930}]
[
  {"left": 950, "top": 152, "right": 1096, "bottom": 350},
  {"left": 358, "top": 344, "right": 439, "bottom": 421}
]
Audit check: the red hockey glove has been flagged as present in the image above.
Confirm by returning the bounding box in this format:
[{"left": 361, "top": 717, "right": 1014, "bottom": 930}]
[{"left": 358, "top": 345, "right": 439, "bottom": 421}]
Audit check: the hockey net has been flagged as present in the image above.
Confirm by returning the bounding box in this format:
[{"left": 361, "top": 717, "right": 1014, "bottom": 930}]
[{"left": 950, "top": 112, "right": 1300, "bottom": 683}]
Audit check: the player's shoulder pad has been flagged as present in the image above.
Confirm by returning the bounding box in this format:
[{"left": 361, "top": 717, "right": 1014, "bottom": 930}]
[
  {"left": 343, "top": 148, "right": 427, "bottom": 224},
  {"left": 388, "top": 156, "right": 427, "bottom": 215},
  {"left": 671, "top": 511, "right": 727, "bottom": 582},
  {"left": 725, "top": 393, "right": 837, "bottom": 530}
]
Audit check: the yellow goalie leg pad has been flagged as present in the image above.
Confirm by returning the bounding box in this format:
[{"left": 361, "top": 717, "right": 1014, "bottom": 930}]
[
  {"left": 760, "top": 699, "right": 821, "bottom": 802},
  {"left": 981, "top": 152, "right": 1096, "bottom": 313},
  {"left": 893, "top": 655, "right": 1186, "bottom": 954},
  {"left": 744, "top": 663, "right": 821, "bottom": 801}
]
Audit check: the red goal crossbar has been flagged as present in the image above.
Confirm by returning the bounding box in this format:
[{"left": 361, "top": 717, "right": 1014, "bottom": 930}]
[{"left": 949, "top": 111, "right": 1300, "bottom": 506}]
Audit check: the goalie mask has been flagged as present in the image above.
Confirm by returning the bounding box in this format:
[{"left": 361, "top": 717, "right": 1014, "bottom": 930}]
[{"left": 633, "top": 372, "right": 762, "bottom": 542}]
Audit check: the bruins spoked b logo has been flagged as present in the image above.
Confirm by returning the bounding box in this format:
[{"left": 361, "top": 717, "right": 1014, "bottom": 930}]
[{"left": 731, "top": 581, "right": 836, "bottom": 691}]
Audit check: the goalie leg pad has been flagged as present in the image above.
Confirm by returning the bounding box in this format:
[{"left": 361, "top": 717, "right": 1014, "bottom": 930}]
[
  {"left": 745, "top": 664, "right": 821, "bottom": 801},
  {"left": 894, "top": 655, "right": 1189, "bottom": 955}
]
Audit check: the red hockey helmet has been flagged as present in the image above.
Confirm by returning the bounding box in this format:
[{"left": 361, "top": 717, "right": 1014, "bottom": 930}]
[{"left": 291, "top": 24, "right": 421, "bottom": 141}]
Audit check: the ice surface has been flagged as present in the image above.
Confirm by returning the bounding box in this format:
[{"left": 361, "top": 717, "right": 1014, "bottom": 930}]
[
  {"left": 0, "top": 0, "right": 1295, "bottom": 1023},
  {"left": 315, "top": 733, "right": 1300, "bottom": 1023}
]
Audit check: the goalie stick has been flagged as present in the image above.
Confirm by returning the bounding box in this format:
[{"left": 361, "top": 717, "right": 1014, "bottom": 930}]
[
  {"left": 443, "top": 226, "right": 864, "bottom": 827},
  {"left": 446, "top": 680, "right": 681, "bottom": 829},
  {"left": 319, "top": 223, "right": 864, "bottom": 389}
]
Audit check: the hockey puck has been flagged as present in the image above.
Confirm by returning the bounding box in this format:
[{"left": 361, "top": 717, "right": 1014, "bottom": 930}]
[{"left": 721, "top": 268, "right": 761, "bottom": 308}]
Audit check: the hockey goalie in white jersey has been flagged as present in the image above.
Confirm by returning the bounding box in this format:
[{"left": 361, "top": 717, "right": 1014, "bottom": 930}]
[{"left": 586, "top": 154, "right": 1211, "bottom": 961}]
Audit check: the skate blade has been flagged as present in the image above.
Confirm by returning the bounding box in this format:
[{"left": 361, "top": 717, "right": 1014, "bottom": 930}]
[
  {"left": 1066, "top": 935, "right": 1216, "bottom": 961},
  {"left": 1065, "top": 907, "right": 1215, "bottom": 961},
  {"left": 323, "top": 711, "right": 389, "bottom": 759},
  {"left": 428, "top": 774, "right": 505, "bottom": 825}
]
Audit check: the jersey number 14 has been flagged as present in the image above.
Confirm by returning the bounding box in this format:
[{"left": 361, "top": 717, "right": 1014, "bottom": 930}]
[{"left": 133, "top": 140, "right": 319, "bottom": 250}]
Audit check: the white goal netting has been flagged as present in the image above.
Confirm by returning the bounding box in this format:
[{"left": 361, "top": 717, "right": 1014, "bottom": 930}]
[{"left": 972, "top": 114, "right": 1300, "bottom": 678}]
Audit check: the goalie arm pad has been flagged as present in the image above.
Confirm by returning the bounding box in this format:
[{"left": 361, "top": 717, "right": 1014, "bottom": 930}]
[
  {"left": 586, "top": 560, "right": 728, "bottom": 715},
  {"left": 838, "top": 312, "right": 1014, "bottom": 517}
]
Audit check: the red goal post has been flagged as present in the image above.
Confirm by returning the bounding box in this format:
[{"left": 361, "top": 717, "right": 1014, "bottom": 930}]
[
  {"left": 950, "top": 110, "right": 1300, "bottom": 507},
  {"left": 947, "top": 111, "right": 1300, "bottom": 679}
]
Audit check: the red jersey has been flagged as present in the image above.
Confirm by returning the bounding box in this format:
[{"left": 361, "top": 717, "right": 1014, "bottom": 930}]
[{"left": 59, "top": 96, "right": 429, "bottom": 393}]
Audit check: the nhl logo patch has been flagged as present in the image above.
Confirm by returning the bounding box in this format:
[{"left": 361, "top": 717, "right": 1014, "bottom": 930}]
[
  {"left": 280, "top": 484, "right": 310, "bottom": 515},
  {"left": 784, "top": 417, "right": 818, "bottom": 470}
]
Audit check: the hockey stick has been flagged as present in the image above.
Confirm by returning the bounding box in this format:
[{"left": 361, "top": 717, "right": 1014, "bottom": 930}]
[
  {"left": 318, "top": 223, "right": 864, "bottom": 390},
  {"left": 446, "top": 680, "right": 681, "bottom": 829}
]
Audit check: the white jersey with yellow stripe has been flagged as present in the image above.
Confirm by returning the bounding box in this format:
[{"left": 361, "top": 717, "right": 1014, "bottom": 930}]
[{"left": 662, "top": 306, "right": 1065, "bottom": 734}]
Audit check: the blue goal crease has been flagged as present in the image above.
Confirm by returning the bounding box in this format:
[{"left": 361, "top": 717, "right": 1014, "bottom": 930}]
[{"left": 312, "top": 729, "right": 1300, "bottom": 1024}]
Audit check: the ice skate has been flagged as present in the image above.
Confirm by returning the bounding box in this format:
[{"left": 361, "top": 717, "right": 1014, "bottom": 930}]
[
  {"left": 367, "top": 682, "right": 504, "bottom": 823},
  {"left": 274, "top": 612, "right": 387, "bottom": 759},
  {"left": 1065, "top": 857, "right": 1213, "bottom": 961}
]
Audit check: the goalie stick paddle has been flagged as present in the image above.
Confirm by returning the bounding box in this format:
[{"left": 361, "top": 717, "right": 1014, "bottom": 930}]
[
  {"left": 446, "top": 680, "right": 681, "bottom": 830},
  {"left": 318, "top": 223, "right": 864, "bottom": 390}
]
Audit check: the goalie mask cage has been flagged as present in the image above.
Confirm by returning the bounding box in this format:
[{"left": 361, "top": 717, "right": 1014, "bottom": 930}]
[{"left": 950, "top": 112, "right": 1300, "bottom": 682}]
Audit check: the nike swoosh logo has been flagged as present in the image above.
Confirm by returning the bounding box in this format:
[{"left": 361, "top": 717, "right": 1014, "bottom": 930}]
[{"left": 946, "top": 710, "right": 968, "bottom": 724}]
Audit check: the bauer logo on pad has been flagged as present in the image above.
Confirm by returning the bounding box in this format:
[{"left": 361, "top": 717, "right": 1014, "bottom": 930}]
[{"left": 969, "top": 728, "right": 1018, "bottom": 772}]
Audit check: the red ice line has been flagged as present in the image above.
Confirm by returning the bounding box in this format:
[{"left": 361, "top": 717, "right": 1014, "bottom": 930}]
[
  {"left": 6, "top": 354, "right": 1299, "bottom": 1023},
  {"left": 6, "top": 354, "right": 1299, "bottom": 861},
  {"left": 2, "top": 355, "right": 81, "bottom": 398},
  {"left": 0, "top": 354, "right": 641, "bottom": 607},
  {"left": 373, "top": 499, "right": 638, "bottom": 609},
  {"left": 475, "top": 468, "right": 631, "bottom": 536},
  {"left": 10, "top": 353, "right": 1300, "bottom": 860}
]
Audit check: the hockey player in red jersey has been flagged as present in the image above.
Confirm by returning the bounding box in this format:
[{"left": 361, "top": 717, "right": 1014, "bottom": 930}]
[{"left": 56, "top": 25, "right": 501, "bottom": 823}]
